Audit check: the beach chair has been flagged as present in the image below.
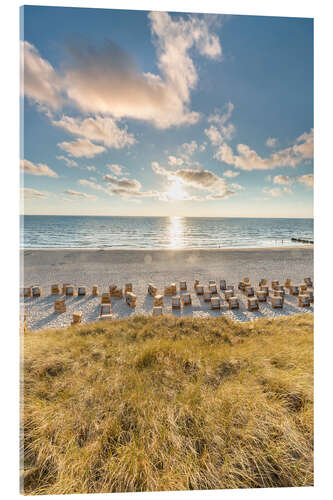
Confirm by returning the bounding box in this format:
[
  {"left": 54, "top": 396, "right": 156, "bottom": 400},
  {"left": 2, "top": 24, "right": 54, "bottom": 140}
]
[
  {"left": 31, "top": 286, "right": 42, "bottom": 297},
  {"left": 182, "top": 293, "right": 192, "bottom": 306},
  {"left": 289, "top": 285, "right": 299, "bottom": 296},
  {"left": 54, "top": 298, "right": 66, "bottom": 313},
  {"left": 125, "top": 283, "right": 133, "bottom": 293},
  {"left": 271, "top": 296, "right": 284, "bottom": 309},
  {"left": 62, "top": 283, "right": 70, "bottom": 294},
  {"left": 126, "top": 292, "right": 136, "bottom": 307},
  {"left": 226, "top": 285, "right": 235, "bottom": 293},
  {"left": 229, "top": 296, "right": 239, "bottom": 310},
  {"left": 71, "top": 311, "right": 82, "bottom": 325},
  {"left": 154, "top": 294, "right": 164, "bottom": 307},
  {"left": 22, "top": 287, "right": 32, "bottom": 298},
  {"left": 51, "top": 284, "right": 60, "bottom": 295},
  {"left": 245, "top": 286, "right": 254, "bottom": 297},
  {"left": 78, "top": 286, "right": 87, "bottom": 297},
  {"left": 203, "top": 288, "right": 212, "bottom": 302},
  {"left": 305, "top": 289, "right": 314, "bottom": 303},
  {"left": 299, "top": 283, "right": 308, "bottom": 293},
  {"left": 92, "top": 285, "right": 99, "bottom": 296},
  {"left": 148, "top": 283, "right": 157, "bottom": 297},
  {"left": 196, "top": 284, "right": 204, "bottom": 295},
  {"left": 64, "top": 285, "right": 74, "bottom": 296},
  {"left": 298, "top": 294, "right": 310, "bottom": 307},
  {"left": 238, "top": 281, "right": 244, "bottom": 291},
  {"left": 273, "top": 290, "right": 285, "bottom": 299},
  {"left": 99, "top": 304, "right": 112, "bottom": 321},
  {"left": 243, "top": 277, "right": 250, "bottom": 283},
  {"left": 284, "top": 279, "right": 291, "bottom": 289},
  {"left": 224, "top": 290, "right": 234, "bottom": 302},
  {"left": 211, "top": 296, "right": 221, "bottom": 310},
  {"left": 164, "top": 283, "right": 177, "bottom": 296},
  {"left": 101, "top": 293, "right": 111, "bottom": 304},
  {"left": 304, "top": 277, "right": 313, "bottom": 287},
  {"left": 179, "top": 280, "right": 187, "bottom": 291},
  {"left": 259, "top": 285, "right": 269, "bottom": 295},
  {"left": 152, "top": 306, "right": 163, "bottom": 316},
  {"left": 219, "top": 280, "right": 226, "bottom": 291},
  {"left": 259, "top": 279, "right": 267, "bottom": 287},
  {"left": 256, "top": 290, "right": 267, "bottom": 302},
  {"left": 172, "top": 296, "right": 181, "bottom": 309},
  {"left": 248, "top": 298, "right": 259, "bottom": 311},
  {"left": 109, "top": 285, "right": 117, "bottom": 294},
  {"left": 209, "top": 282, "right": 218, "bottom": 294},
  {"left": 111, "top": 287, "right": 123, "bottom": 299},
  {"left": 271, "top": 280, "right": 279, "bottom": 290}
]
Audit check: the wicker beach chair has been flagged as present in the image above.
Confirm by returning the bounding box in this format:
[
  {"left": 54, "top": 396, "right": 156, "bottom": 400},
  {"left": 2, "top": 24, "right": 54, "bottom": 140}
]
[
  {"left": 305, "top": 289, "right": 314, "bottom": 303},
  {"left": 54, "top": 298, "right": 66, "bottom": 313},
  {"left": 245, "top": 286, "right": 254, "bottom": 297},
  {"left": 179, "top": 280, "right": 187, "bottom": 291},
  {"left": 51, "top": 284, "right": 60, "bottom": 295},
  {"left": 152, "top": 306, "right": 163, "bottom": 316},
  {"left": 172, "top": 296, "right": 181, "bottom": 309},
  {"left": 224, "top": 289, "right": 234, "bottom": 302},
  {"left": 259, "top": 279, "right": 267, "bottom": 287},
  {"left": 92, "top": 285, "right": 99, "bottom": 295},
  {"left": 298, "top": 294, "right": 310, "bottom": 307},
  {"left": 219, "top": 279, "right": 226, "bottom": 291},
  {"left": 164, "top": 283, "right": 177, "bottom": 296},
  {"left": 271, "top": 296, "right": 284, "bottom": 309},
  {"left": 22, "top": 287, "right": 32, "bottom": 298},
  {"left": 256, "top": 290, "right": 267, "bottom": 302},
  {"left": 148, "top": 283, "right": 157, "bottom": 296},
  {"left": 125, "top": 283, "right": 133, "bottom": 293},
  {"left": 182, "top": 293, "right": 192, "bottom": 306},
  {"left": 203, "top": 288, "right": 212, "bottom": 302},
  {"left": 196, "top": 285, "right": 204, "bottom": 295},
  {"left": 99, "top": 304, "right": 112, "bottom": 321},
  {"left": 31, "top": 286, "right": 42, "bottom": 297},
  {"left": 248, "top": 297, "right": 259, "bottom": 311},
  {"left": 71, "top": 311, "right": 82, "bottom": 325},
  {"left": 64, "top": 285, "right": 74, "bottom": 297},
  {"left": 211, "top": 296, "right": 221, "bottom": 310},
  {"left": 229, "top": 296, "right": 239, "bottom": 310},
  {"left": 209, "top": 282, "right": 218, "bottom": 294},
  {"left": 271, "top": 280, "right": 279, "bottom": 290},
  {"left": 126, "top": 292, "right": 136, "bottom": 307},
  {"left": 101, "top": 293, "right": 111, "bottom": 304},
  {"left": 154, "top": 294, "right": 164, "bottom": 307},
  {"left": 78, "top": 286, "right": 87, "bottom": 297},
  {"left": 289, "top": 285, "right": 299, "bottom": 296}
]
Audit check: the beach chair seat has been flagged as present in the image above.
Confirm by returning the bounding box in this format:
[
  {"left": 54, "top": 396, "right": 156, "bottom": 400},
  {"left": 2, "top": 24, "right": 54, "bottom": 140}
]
[
  {"left": 256, "top": 290, "right": 267, "bottom": 302},
  {"left": 271, "top": 280, "right": 279, "bottom": 290},
  {"left": 22, "top": 287, "right": 32, "bottom": 298},
  {"left": 51, "top": 284, "right": 60, "bottom": 295},
  {"left": 289, "top": 285, "right": 299, "bottom": 296},
  {"left": 298, "top": 294, "right": 310, "bottom": 307},
  {"left": 101, "top": 293, "right": 111, "bottom": 304},
  {"left": 78, "top": 286, "right": 87, "bottom": 296},
  {"left": 211, "top": 296, "right": 221, "bottom": 310},
  {"left": 62, "top": 283, "right": 70, "bottom": 294},
  {"left": 245, "top": 286, "right": 254, "bottom": 297},
  {"left": 238, "top": 281, "right": 245, "bottom": 290},
  {"left": 196, "top": 285, "right": 204, "bottom": 295},
  {"left": 226, "top": 285, "right": 234, "bottom": 293},
  {"left": 114, "top": 288, "right": 124, "bottom": 299},
  {"left": 275, "top": 285, "right": 284, "bottom": 291},
  {"left": 125, "top": 283, "right": 133, "bottom": 293},
  {"left": 172, "top": 296, "right": 181, "bottom": 309},
  {"left": 284, "top": 279, "right": 291, "bottom": 289},
  {"left": 54, "top": 298, "right": 66, "bottom": 313},
  {"left": 126, "top": 292, "right": 137, "bottom": 307},
  {"left": 224, "top": 290, "right": 234, "bottom": 301},
  {"left": 259, "top": 285, "right": 269, "bottom": 294},
  {"left": 164, "top": 283, "right": 177, "bottom": 296},
  {"left": 229, "top": 297, "right": 239, "bottom": 310},
  {"left": 203, "top": 288, "right": 212, "bottom": 302},
  {"left": 99, "top": 304, "right": 112, "bottom": 321},
  {"left": 152, "top": 306, "right": 163, "bottom": 316},
  {"left": 271, "top": 296, "right": 283, "bottom": 309},
  {"left": 299, "top": 283, "right": 308, "bottom": 293},
  {"left": 305, "top": 289, "right": 314, "bottom": 303},
  {"left": 194, "top": 279, "right": 200, "bottom": 289},
  {"left": 31, "top": 286, "right": 42, "bottom": 297},
  {"left": 148, "top": 283, "right": 157, "bottom": 296},
  {"left": 64, "top": 285, "right": 74, "bottom": 296},
  {"left": 248, "top": 297, "right": 259, "bottom": 311},
  {"left": 209, "top": 282, "right": 218, "bottom": 294},
  {"left": 259, "top": 279, "right": 267, "bottom": 286},
  {"left": 154, "top": 294, "right": 164, "bottom": 307},
  {"left": 179, "top": 280, "right": 187, "bottom": 291},
  {"left": 304, "top": 277, "right": 313, "bottom": 286},
  {"left": 92, "top": 285, "right": 99, "bottom": 295},
  {"left": 182, "top": 293, "right": 192, "bottom": 306},
  {"left": 219, "top": 280, "right": 226, "bottom": 291},
  {"left": 71, "top": 311, "right": 82, "bottom": 325},
  {"left": 273, "top": 290, "right": 285, "bottom": 298}
]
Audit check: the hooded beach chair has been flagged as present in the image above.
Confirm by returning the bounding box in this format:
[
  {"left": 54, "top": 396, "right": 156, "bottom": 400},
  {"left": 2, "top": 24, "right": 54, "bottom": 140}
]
[
  {"left": 245, "top": 286, "right": 254, "bottom": 297},
  {"left": 148, "top": 283, "right": 157, "bottom": 296},
  {"left": 256, "top": 290, "right": 267, "bottom": 302},
  {"left": 101, "top": 293, "right": 111, "bottom": 304},
  {"left": 271, "top": 296, "right": 284, "bottom": 309},
  {"left": 196, "top": 284, "right": 204, "bottom": 295},
  {"left": 219, "top": 280, "right": 226, "bottom": 291},
  {"left": 182, "top": 293, "right": 192, "bottom": 306},
  {"left": 64, "top": 285, "right": 74, "bottom": 296},
  {"left": 154, "top": 294, "right": 164, "bottom": 307},
  {"left": 172, "top": 296, "right": 181, "bottom": 309},
  {"left": 248, "top": 297, "right": 259, "bottom": 311},
  {"left": 209, "top": 282, "right": 218, "bottom": 294},
  {"left": 229, "top": 296, "right": 239, "bottom": 310},
  {"left": 54, "top": 298, "right": 66, "bottom": 313},
  {"left": 51, "top": 284, "right": 60, "bottom": 295},
  {"left": 71, "top": 311, "right": 82, "bottom": 325},
  {"left": 126, "top": 292, "right": 137, "bottom": 307},
  {"left": 92, "top": 285, "right": 99, "bottom": 295},
  {"left": 179, "top": 280, "right": 187, "bottom": 291},
  {"left": 224, "top": 289, "right": 234, "bottom": 302},
  {"left": 203, "top": 288, "right": 212, "bottom": 302},
  {"left": 164, "top": 283, "right": 177, "bottom": 296},
  {"left": 211, "top": 296, "right": 221, "bottom": 310},
  {"left": 31, "top": 286, "right": 42, "bottom": 297},
  {"left": 22, "top": 287, "right": 32, "bottom": 298},
  {"left": 152, "top": 306, "right": 163, "bottom": 316},
  {"left": 289, "top": 285, "right": 299, "bottom": 296},
  {"left": 298, "top": 294, "right": 310, "bottom": 307},
  {"left": 99, "top": 304, "right": 112, "bottom": 321},
  {"left": 125, "top": 283, "right": 133, "bottom": 293},
  {"left": 305, "top": 289, "right": 314, "bottom": 303},
  {"left": 78, "top": 286, "right": 87, "bottom": 297}
]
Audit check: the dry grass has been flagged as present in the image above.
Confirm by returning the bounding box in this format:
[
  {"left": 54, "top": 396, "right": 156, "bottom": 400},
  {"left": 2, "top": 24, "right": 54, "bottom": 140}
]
[{"left": 22, "top": 313, "right": 313, "bottom": 494}]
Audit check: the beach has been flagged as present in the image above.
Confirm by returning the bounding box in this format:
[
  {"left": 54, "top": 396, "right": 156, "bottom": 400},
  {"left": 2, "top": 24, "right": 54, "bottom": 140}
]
[{"left": 21, "top": 246, "right": 313, "bottom": 331}]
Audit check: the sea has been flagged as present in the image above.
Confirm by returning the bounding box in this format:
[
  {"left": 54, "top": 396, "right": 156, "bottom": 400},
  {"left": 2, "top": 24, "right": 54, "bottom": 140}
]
[{"left": 21, "top": 215, "right": 314, "bottom": 249}]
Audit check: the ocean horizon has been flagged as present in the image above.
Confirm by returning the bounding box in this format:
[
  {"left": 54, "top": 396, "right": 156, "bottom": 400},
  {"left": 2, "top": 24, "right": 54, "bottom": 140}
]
[{"left": 21, "top": 215, "right": 314, "bottom": 250}]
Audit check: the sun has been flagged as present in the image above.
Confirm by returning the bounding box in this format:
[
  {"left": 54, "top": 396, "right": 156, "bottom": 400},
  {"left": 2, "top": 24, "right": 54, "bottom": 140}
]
[{"left": 165, "top": 179, "right": 187, "bottom": 200}]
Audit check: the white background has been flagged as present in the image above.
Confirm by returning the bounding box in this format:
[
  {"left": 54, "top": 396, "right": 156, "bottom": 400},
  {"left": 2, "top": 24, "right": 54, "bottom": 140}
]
[{"left": 0, "top": 0, "right": 332, "bottom": 499}]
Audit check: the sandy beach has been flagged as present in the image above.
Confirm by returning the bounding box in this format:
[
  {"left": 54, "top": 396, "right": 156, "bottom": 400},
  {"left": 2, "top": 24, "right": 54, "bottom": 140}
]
[{"left": 21, "top": 246, "right": 313, "bottom": 331}]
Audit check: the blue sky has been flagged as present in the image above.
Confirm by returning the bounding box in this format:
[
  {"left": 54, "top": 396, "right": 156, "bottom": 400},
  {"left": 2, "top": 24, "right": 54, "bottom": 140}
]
[{"left": 21, "top": 6, "right": 313, "bottom": 217}]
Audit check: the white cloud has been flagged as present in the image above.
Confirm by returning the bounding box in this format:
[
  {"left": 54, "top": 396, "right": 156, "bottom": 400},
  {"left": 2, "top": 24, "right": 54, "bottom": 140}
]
[
  {"left": 22, "top": 41, "right": 63, "bottom": 110},
  {"left": 215, "top": 129, "right": 313, "bottom": 171},
  {"left": 22, "top": 187, "right": 48, "bottom": 199},
  {"left": 56, "top": 155, "right": 79, "bottom": 167},
  {"left": 21, "top": 159, "right": 58, "bottom": 178},
  {"left": 297, "top": 173, "right": 314, "bottom": 188},
  {"left": 107, "top": 164, "right": 126, "bottom": 176},
  {"left": 273, "top": 173, "right": 314, "bottom": 188},
  {"left": 262, "top": 187, "right": 282, "bottom": 197},
  {"left": 266, "top": 137, "right": 277, "bottom": 148},
  {"left": 168, "top": 156, "right": 184, "bottom": 167},
  {"left": 199, "top": 143, "right": 207, "bottom": 152},
  {"left": 52, "top": 115, "right": 136, "bottom": 149},
  {"left": 223, "top": 169, "right": 240, "bottom": 178},
  {"left": 85, "top": 166, "right": 96, "bottom": 172},
  {"left": 205, "top": 102, "right": 235, "bottom": 145},
  {"left": 181, "top": 141, "right": 198, "bottom": 156},
  {"left": 64, "top": 189, "right": 96, "bottom": 200},
  {"left": 230, "top": 183, "right": 244, "bottom": 190},
  {"left": 273, "top": 175, "right": 294, "bottom": 185},
  {"left": 58, "top": 138, "right": 106, "bottom": 158},
  {"left": 103, "top": 174, "right": 159, "bottom": 198},
  {"left": 23, "top": 12, "right": 222, "bottom": 129},
  {"left": 283, "top": 187, "right": 293, "bottom": 194}
]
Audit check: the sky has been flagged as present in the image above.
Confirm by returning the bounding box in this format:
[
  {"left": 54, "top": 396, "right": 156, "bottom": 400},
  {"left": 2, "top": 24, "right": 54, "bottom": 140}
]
[{"left": 21, "top": 6, "right": 313, "bottom": 217}]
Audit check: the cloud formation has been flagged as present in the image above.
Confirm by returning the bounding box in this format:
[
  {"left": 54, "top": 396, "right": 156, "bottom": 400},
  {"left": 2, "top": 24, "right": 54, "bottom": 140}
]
[
  {"left": 103, "top": 174, "right": 159, "bottom": 198},
  {"left": 58, "top": 138, "right": 106, "bottom": 158},
  {"left": 168, "top": 156, "right": 184, "bottom": 167},
  {"left": 215, "top": 129, "right": 313, "bottom": 171},
  {"left": 107, "top": 164, "right": 126, "bottom": 176},
  {"left": 23, "top": 12, "right": 222, "bottom": 129},
  {"left": 273, "top": 173, "right": 314, "bottom": 188},
  {"left": 64, "top": 189, "right": 96, "bottom": 200},
  {"left": 223, "top": 169, "right": 240, "bottom": 178},
  {"left": 56, "top": 155, "right": 78, "bottom": 167},
  {"left": 205, "top": 102, "right": 235, "bottom": 145},
  {"left": 266, "top": 137, "right": 277, "bottom": 148},
  {"left": 21, "top": 159, "right": 58, "bottom": 178},
  {"left": 22, "top": 187, "right": 48, "bottom": 199}
]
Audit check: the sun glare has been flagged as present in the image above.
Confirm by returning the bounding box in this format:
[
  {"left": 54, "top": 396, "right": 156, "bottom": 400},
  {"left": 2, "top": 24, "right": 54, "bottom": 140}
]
[
  {"left": 167, "top": 215, "right": 184, "bottom": 249},
  {"left": 165, "top": 179, "right": 187, "bottom": 201}
]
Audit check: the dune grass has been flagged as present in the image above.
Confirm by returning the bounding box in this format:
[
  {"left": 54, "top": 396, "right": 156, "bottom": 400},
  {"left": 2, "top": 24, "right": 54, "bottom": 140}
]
[{"left": 22, "top": 313, "right": 313, "bottom": 495}]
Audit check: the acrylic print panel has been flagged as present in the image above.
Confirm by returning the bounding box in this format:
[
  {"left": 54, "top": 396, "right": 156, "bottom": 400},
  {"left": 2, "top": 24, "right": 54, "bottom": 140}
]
[{"left": 21, "top": 4, "right": 313, "bottom": 495}]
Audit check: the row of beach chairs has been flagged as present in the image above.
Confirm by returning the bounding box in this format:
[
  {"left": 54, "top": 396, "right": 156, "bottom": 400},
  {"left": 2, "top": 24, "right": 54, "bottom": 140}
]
[{"left": 22, "top": 276, "right": 313, "bottom": 323}]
